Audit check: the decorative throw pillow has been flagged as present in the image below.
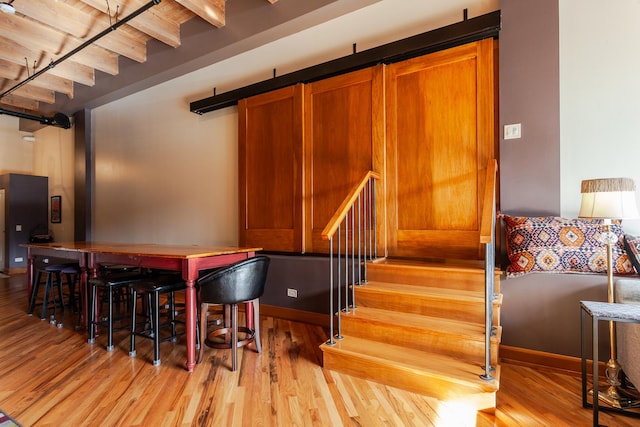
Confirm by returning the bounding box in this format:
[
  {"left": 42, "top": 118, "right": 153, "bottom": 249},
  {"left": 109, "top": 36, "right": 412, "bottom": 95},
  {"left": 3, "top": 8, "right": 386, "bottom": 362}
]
[
  {"left": 624, "top": 234, "right": 640, "bottom": 275},
  {"left": 500, "top": 215, "right": 634, "bottom": 277}
]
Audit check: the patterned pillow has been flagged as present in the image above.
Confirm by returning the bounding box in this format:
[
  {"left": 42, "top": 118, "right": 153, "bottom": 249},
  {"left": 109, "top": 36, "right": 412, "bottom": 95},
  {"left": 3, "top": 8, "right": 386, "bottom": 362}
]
[
  {"left": 624, "top": 234, "right": 640, "bottom": 275},
  {"left": 501, "top": 215, "right": 634, "bottom": 277}
]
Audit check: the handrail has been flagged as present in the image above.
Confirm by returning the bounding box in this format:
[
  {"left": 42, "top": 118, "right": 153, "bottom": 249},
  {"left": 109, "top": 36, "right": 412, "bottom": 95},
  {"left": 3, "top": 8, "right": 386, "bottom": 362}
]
[
  {"left": 321, "top": 171, "right": 382, "bottom": 240},
  {"left": 479, "top": 159, "right": 498, "bottom": 244},
  {"left": 480, "top": 157, "right": 498, "bottom": 382}
]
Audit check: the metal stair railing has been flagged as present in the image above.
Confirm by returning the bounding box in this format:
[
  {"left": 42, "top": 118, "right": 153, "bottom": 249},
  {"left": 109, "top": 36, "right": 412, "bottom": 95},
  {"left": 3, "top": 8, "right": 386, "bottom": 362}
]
[
  {"left": 479, "top": 158, "right": 499, "bottom": 381},
  {"left": 321, "top": 171, "right": 380, "bottom": 345}
]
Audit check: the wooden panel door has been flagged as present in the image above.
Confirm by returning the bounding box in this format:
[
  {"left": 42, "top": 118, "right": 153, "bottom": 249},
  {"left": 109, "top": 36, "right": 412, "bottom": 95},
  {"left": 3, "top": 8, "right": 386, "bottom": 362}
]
[
  {"left": 304, "top": 65, "right": 385, "bottom": 253},
  {"left": 385, "top": 39, "right": 496, "bottom": 260},
  {"left": 238, "top": 84, "right": 304, "bottom": 252}
]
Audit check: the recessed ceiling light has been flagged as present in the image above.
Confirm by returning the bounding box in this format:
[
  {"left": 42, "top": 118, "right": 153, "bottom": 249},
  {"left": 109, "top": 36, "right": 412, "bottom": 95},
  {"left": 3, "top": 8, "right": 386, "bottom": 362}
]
[{"left": 0, "top": 1, "right": 15, "bottom": 14}]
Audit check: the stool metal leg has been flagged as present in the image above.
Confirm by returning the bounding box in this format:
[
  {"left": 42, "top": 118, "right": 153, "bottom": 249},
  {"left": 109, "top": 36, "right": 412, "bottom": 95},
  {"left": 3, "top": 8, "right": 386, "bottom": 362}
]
[
  {"left": 53, "top": 272, "right": 65, "bottom": 327},
  {"left": 28, "top": 271, "right": 43, "bottom": 315},
  {"left": 153, "top": 291, "right": 161, "bottom": 366},
  {"left": 41, "top": 273, "right": 52, "bottom": 321},
  {"left": 231, "top": 303, "right": 238, "bottom": 372},
  {"left": 88, "top": 283, "right": 97, "bottom": 344},
  {"left": 253, "top": 299, "right": 261, "bottom": 354},
  {"left": 129, "top": 287, "right": 137, "bottom": 357},
  {"left": 107, "top": 287, "right": 114, "bottom": 351}
]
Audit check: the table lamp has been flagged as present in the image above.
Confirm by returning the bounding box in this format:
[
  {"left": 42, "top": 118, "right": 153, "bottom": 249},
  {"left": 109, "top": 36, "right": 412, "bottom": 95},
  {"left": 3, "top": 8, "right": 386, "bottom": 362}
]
[{"left": 579, "top": 177, "right": 640, "bottom": 408}]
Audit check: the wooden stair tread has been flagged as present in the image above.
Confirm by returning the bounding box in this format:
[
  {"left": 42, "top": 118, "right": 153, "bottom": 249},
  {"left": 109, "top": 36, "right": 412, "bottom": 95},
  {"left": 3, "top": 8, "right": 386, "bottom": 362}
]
[
  {"left": 322, "top": 334, "right": 500, "bottom": 392},
  {"left": 360, "top": 280, "right": 486, "bottom": 302},
  {"left": 343, "top": 306, "right": 502, "bottom": 341},
  {"left": 371, "top": 257, "right": 501, "bottom": 273},
  {"left": 365, "top": 258, "right": 502, "bottom": 293}
]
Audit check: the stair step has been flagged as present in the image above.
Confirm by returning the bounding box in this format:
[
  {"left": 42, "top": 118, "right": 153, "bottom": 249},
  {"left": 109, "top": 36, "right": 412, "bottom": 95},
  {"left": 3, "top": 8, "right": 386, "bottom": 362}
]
[
  {"left": 339, "top": 306, "right": 501, "bottom": 363},
  {"left": 355, "top": 280, "right": 502, "bottom": 323},
  {"left": 367, "top": 258, "right": 501, "bottom": 293},
  {"left": 321, "top": 335, "right": 500, "bottom": 411}
]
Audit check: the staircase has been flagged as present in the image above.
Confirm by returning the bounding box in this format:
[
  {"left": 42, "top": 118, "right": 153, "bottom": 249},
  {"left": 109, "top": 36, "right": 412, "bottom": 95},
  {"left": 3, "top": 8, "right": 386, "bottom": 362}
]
[
  {"left": 320, "top": 258, "right": 502, "bottom": 412},
  {"left": 319, "top": 160, "right": 501, "bottom": 413}
]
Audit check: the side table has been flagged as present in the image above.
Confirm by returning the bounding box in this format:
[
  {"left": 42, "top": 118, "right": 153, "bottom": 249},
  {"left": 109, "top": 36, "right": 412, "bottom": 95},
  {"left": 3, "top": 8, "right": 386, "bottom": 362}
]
[{"left": 580, "top": 300, "right": 640, "bottom": 426}]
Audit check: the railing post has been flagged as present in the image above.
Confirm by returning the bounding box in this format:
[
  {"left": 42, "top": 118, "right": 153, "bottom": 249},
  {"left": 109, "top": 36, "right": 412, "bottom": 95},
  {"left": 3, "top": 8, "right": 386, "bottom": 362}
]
[
  {"left": 335, "top": 224, "right": 343, "bottom": 340},
  {"left": 358, "top": 193, "right": 362, "bottom": 286},
  {"left": 321, "top": 172, "right": 380, "bottom": 344},
  {"left": 343, "top": 212, "right": 350, "bottom": 313},
  {"left": 481, "top": 194, "right": 497, "bottom": 382},
  {"left": 327, "top": 237, "right": 335, "bottom": 345},
  {"left": 372, "top": 178, "right": 377, "bottom": 260}
]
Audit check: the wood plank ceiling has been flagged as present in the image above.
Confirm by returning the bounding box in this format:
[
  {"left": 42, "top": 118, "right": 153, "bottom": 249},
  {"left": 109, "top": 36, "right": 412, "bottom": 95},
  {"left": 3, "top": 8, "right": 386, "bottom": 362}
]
[{"left": 0, "top": 0, "right": 276, "bottom": 115}]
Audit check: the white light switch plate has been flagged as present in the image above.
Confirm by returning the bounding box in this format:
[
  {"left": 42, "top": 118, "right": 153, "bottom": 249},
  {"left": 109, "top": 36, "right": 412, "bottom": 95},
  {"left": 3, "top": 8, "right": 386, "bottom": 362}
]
[{"left": 504, "top": 123, "right": 522, "bottom": 140}]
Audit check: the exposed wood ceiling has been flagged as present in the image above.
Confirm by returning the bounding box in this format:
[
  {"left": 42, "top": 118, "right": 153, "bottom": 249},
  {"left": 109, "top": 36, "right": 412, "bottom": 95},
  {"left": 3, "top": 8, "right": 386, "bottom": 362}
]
[{"left": 0, "top": 0, "right": 277, "bottom": 115}]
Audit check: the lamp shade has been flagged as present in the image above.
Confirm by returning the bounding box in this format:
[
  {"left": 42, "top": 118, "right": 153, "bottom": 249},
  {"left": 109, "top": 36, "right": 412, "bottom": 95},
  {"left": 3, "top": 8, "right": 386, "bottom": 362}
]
[{"left": 579, "top": 177, "right": 640, "bottom": 219}]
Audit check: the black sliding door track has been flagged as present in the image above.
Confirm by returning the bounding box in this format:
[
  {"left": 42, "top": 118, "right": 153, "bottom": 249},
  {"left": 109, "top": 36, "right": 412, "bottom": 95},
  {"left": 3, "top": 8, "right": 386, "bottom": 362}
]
[{"left": 190, "top": 10, "right": 501, "bottom": 114}]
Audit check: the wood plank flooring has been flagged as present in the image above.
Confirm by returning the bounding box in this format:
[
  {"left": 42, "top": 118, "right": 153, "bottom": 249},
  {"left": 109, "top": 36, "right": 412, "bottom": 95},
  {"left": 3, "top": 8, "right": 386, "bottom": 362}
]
[{"left": 0, "top": 273, "right": 637, "bottom": 426}]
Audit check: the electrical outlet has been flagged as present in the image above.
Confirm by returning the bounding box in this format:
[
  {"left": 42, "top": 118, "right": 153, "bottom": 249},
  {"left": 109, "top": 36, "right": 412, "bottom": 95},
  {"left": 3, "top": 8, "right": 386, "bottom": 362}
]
[
  {"left": 16, "top": 224, "right": 22, "bottom": 232},
  {"left": 287, "top": 288, "right": 298, "bottom": 298},
  {"left": 15, "top": 257, "right": 23, "bottom": 263}
]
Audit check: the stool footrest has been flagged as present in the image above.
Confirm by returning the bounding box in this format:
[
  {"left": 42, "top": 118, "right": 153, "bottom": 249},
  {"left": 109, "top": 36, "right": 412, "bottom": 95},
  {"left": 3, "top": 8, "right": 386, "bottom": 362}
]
[{"left": 205, "top": 326, "right": 255, "bottom": 349}]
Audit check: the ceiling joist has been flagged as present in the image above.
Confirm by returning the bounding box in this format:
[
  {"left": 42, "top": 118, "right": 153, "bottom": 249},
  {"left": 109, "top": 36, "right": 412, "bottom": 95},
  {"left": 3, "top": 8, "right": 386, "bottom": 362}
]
[{"left": 0, "top": 0, "right": 280, "bottom": 117}]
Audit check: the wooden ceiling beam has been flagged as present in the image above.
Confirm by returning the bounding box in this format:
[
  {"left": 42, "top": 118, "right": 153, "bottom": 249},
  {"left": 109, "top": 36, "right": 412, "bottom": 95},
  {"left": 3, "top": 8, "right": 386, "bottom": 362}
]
[
  {"left": 0, "top": 36, "right": 95, "bottom": 87},
  {"left": 0, "top": 59, "right": 74, "bottom": 99},
  {"left": 13, "top": 0, "right": 149, "bottom": 63},
  {"left": 80, "top": 0, "right": 184, "bottom": 48},
  {"left": 0, "top": 12, "right": 119, "bottom": 75},
  {"left": 0, "top": 93, "right": 39, "bottom": 111},
  {"left": 176, "top": 0, "right": 225, "bottom": 27},
  {"left": 7, "top": 82, "right": 55, "bottom": 104},
  {"left": 0, "top": 0, "right": 266, "bottom": 109}
]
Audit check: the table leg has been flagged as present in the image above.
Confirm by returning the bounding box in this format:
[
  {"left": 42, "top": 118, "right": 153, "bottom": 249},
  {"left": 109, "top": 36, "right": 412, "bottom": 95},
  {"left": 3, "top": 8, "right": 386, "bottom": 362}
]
[
  {"left": 581, "top": 308, "right": 588, "bottom": 408},
  {"left": 593, "top": 315, "right": 599, "bottom": 427},
  {"left": 185, "top": 278, "right": 196, "bottom": 373}
]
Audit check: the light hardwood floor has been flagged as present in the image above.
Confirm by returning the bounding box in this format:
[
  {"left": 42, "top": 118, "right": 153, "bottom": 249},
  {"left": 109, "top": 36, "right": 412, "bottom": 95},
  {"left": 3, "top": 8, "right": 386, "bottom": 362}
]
[{"left": 0, "top": 273, "right": 637, "bottom": 426}]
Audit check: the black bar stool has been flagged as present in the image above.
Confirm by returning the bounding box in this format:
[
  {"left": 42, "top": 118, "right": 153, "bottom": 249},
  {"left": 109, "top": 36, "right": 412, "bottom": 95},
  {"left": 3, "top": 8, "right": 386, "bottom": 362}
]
[
  {"left": 60, "top": 264, "right": 82, "bottom": 328},
  {"left": 129, "top": 274, "right": 188, "bottom": 366},
  {"left": 28, "top": 263, "right": 68, "bottom": 326},
  {"left": 88, "top": 269, "right": 146, "bottom": 351}
]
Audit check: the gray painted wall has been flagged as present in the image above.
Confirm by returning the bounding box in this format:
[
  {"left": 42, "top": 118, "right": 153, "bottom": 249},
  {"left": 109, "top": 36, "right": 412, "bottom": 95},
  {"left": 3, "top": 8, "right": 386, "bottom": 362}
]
[{"left": 499, "top": 0, "right": 560, "bottom": 216}]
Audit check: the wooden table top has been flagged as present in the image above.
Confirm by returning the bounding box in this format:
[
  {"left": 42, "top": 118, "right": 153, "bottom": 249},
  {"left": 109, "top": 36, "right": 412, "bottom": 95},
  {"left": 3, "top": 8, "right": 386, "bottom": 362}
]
[{"left": 23, "top": 242, "right": 262, "bottom": 259}]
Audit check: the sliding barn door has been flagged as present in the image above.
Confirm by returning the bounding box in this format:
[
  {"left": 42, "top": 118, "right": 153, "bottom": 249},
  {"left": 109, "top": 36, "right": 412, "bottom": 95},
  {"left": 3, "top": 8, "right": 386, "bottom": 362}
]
[
  {"left": 385, "top": 39, "right": 496, "bottom": 260},
  {"left": 304, "top": 65, "right": 385, "bottom": 254},
  {"left": 238, "top": 84, "right": 304, "bottom": 252}
]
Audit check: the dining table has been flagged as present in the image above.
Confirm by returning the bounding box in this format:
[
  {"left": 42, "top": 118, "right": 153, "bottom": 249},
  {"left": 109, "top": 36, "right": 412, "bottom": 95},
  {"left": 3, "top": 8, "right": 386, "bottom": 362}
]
[{"left": 24, "top": 241, "right": 261, "bottom": 373}]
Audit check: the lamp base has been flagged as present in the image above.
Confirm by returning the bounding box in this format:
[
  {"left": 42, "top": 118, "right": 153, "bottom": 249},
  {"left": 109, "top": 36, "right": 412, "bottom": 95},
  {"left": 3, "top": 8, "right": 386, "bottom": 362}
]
[{"left": 589, "top": 385, "right": 640, "bottom": 409}]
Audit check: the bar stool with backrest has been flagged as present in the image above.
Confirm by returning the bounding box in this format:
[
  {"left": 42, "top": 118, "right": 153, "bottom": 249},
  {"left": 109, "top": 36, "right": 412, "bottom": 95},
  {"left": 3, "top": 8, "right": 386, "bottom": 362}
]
[
  {"left": 88, "top": 268, "right": 146, "bottom": 351},
  {"left": 196, "top": 256, "right": 270, "bottom": 371},
  {"left": 128, "top": 272, "right": 188, "bottom": 366}
]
